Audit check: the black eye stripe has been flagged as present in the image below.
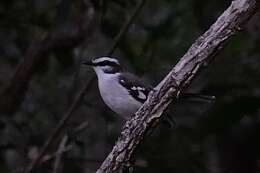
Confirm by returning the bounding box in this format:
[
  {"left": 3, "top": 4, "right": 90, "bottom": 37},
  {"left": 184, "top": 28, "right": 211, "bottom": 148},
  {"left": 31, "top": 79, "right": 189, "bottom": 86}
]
[{"left": 95, "top": 60, "right": 119, "bottom": 67}]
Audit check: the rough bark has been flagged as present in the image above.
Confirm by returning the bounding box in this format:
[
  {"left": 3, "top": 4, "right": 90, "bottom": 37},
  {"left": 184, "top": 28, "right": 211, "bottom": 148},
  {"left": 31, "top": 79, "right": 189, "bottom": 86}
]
[{"left": 96, "top": 0, "right": 259, "bottom": 172}]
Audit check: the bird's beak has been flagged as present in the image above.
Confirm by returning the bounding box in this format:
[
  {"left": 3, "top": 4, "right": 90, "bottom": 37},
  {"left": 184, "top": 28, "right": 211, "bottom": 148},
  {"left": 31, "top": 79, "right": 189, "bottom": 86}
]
[{"left": 83, "top": 60, "right": 95, "bottom": 66}]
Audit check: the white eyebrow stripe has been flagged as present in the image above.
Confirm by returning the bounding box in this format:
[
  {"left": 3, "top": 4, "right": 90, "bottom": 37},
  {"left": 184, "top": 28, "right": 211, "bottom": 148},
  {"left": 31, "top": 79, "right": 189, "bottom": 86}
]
[{"left": 93, "top": 57, "right": 119, "bottom": 64}]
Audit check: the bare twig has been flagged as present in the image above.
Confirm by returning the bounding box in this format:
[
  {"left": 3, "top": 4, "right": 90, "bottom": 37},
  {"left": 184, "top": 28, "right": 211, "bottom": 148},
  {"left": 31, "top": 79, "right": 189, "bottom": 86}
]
[
  {"left": 107, "top": 0, "right": 147, "bottom": 55},
  {"left": 0, "top": 5, "right": 96, "bottom": 115},
  {"left": 96, "top": 0, "right": 259, "bottom": 172},
  {"left": 41, "top": 145, "right": 73, "bottom": 164},
  {"left": 24, "top": 0, "right": 147, "bottom": 172},
  {"left": 73, "top": 121, "right": 89, "bottom": 135},
  {"left": 24, "top": 76, "right": 95, "bottom": 173},
  {"left": 53, "top": 135, "right": 68, "bottom": 173}
]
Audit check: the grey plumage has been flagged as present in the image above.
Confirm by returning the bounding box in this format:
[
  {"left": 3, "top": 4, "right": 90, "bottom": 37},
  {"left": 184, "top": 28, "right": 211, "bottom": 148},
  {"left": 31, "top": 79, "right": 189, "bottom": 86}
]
[
  {"left": 84, "top": 57, "right": 152, "bottom": 119},
  {"left": 84, "top": 57, "right": 214, "bottom": 127}
]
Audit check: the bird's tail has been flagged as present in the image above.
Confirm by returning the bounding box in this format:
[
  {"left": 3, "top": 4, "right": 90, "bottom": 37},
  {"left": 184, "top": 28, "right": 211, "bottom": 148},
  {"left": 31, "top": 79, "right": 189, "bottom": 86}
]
[{"left": 178, "top": 93, "right": 216, "bottom": 103}]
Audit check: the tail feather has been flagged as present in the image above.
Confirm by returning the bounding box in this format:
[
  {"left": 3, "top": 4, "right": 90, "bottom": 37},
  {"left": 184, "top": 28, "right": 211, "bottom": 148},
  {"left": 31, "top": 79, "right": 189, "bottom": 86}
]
[{"left": 179, "top": 93, "right": 216, "bottom": 103}]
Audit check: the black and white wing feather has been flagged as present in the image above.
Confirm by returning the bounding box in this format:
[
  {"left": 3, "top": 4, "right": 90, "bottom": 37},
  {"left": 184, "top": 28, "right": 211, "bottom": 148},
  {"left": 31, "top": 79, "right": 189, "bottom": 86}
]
[{"left": 119, "top": 73, "right": 153, "bottom": 103}]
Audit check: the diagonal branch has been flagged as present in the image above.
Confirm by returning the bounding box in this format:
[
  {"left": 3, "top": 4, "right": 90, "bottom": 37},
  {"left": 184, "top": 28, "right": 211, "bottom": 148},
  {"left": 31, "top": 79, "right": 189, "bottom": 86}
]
[
  {"left": 0, "top": 5, "right": 96, "bottom": 115},
  {"left": 96, "top": 0, "right": 259, "bottom": 172},
  {"left": 107, "top": 0, "right": 147, "bottom": 56}
]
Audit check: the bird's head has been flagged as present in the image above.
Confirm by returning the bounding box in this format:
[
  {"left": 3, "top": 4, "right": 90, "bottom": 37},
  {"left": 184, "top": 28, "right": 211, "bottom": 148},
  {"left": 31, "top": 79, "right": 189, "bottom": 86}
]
[{"left": 83, "top": 57, "right": 122, "bottom": 75}]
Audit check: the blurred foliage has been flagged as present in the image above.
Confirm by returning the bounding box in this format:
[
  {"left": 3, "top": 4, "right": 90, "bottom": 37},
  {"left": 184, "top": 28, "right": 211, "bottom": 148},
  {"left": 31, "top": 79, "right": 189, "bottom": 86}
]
[{"left": 0, "top": 0, "right": 260, "bottom": 173}]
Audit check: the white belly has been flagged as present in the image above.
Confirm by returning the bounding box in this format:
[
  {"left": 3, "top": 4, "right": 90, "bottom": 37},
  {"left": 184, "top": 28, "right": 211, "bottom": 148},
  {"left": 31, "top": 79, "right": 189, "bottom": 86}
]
[{"left": 97, "top": 73, "right": 142, "bottom": 119}]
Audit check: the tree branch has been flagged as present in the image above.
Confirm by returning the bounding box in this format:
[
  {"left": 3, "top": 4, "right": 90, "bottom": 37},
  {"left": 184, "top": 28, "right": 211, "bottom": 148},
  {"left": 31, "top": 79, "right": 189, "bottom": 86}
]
[
  {"left": 96, "top": 0, "right": 259, "bottom": 172},
  {"left": 24, "top": 76, "right": 94, "bottom": 173},
  {"left": 0, "top": 4, "right": 96, "bottom": 115},
  {"left": 52, "top": 135, "right": 68, "bottom": 173},
  {"left": 107, "top": 0, "right": 147, "bottom": 56}
]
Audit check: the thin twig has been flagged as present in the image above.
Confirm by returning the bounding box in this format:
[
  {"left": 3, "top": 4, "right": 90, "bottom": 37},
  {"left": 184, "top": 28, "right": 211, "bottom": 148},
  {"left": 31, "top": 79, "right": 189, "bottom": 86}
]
[
  {"left": 73, "top": 121, "right": 89, "bottom": 135},
  {"left": 68, "top": 120, "right": 89, "bottom": 141},
  {"left": 0, "top": 5, "right": 96, "bottom": 116},
  {"left": 24, "top": 77, "right": 95, "bottom": 173},
  {"left": 107, "top": 0, "right": 147, "bottom": 55},
  {"left": 53, "top": 135, "right": 68, "bottom": 173},
  {"left": 41, "top": 145, "right": 73, "bottom": 164}
]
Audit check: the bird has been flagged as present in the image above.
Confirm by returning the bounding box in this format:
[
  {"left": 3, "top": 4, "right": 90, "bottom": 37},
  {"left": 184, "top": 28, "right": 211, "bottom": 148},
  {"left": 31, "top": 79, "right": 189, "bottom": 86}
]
[
  {"left": 83, "top": 56, "right": 215, "bottom": 124},
  {"left": 83, "top": 57, "right": 153, "bottom": 120}
]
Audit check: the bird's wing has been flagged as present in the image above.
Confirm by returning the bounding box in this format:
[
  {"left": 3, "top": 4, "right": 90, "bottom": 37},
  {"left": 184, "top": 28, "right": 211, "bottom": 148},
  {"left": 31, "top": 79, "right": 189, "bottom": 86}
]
[{"left": 119, "top": 73, "right": 153, "bottom": 103}]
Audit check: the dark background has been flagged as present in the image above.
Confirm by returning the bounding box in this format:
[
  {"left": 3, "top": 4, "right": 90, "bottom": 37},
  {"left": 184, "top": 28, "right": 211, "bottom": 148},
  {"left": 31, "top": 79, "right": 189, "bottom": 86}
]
[{"left": 0, "top": 0, "right": 260, "bottom": 173}]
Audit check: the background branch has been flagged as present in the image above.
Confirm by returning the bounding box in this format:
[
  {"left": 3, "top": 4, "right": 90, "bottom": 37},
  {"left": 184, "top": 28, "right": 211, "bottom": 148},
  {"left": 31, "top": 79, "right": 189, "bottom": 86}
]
[
  {"left": 52, "top": 135, "right": 68, "bottom": 173},
  {"left": 107, "top": 0, "right": 147, "bottom": 56},
  {"left": 0, "top": 3, "right": 95, "bottom": 115},
  {"left": 96, "top": 0, "right": 259, "bottom": 172}
]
